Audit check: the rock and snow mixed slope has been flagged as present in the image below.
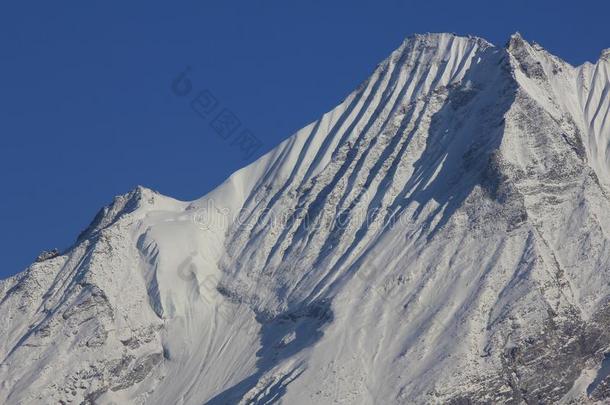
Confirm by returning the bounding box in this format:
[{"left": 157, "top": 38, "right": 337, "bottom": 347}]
[{"left": 1, "top": 33, "right": 609, "bottom": 404}]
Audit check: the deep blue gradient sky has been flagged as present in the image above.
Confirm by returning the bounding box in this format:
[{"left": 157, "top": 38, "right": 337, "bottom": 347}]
[{"left": 1, "top": 1, "right": 608, "bottom": 278}]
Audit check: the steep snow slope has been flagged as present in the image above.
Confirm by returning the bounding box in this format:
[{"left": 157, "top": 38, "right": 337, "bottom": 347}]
[{"left": 1, "top": 33, "right": 609, "bottom": 404}]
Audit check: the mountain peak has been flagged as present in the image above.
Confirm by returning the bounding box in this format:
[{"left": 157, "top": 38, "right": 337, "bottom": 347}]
[
  {"left": 506, "top": 31, "right": 529, "bottom": 51},
  {"left": 510, "top": 31, "right": 524, "bottom": 40},
  {"left": 75, "top": 185, "right": 161, "bottom": 243}
]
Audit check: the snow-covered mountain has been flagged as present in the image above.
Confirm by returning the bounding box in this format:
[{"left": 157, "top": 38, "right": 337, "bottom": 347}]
[{"left": 1, "top": 32, "right": 610, "bottom": 404}]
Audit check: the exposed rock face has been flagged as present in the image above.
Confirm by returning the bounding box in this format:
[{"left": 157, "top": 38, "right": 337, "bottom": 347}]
[
  {"left": 35, "top": 249, "right": 60, "bottom": 262},
  {"left": 0, "top": 33, "right": 609, "bottom": 404}
]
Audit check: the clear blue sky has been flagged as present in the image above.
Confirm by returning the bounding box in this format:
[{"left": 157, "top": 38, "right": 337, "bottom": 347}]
[{"left": 1, "top": 0, "right": 608, "bottom": 278}]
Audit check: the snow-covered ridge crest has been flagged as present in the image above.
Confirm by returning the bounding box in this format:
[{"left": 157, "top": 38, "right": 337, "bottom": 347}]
[
  {"left": 75, "top": 185, "right": 159, "bottom": 243},
  {"left": 1, "top": 32, "right": 610, "bottom": 404}
]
